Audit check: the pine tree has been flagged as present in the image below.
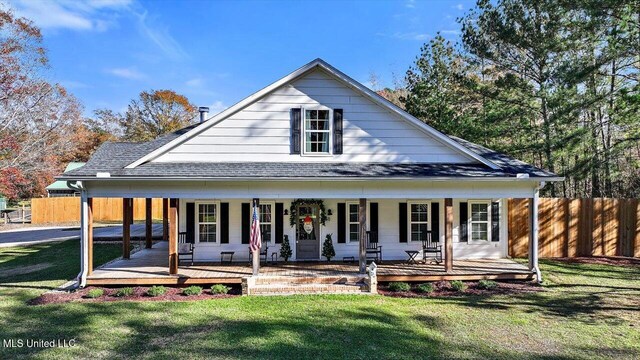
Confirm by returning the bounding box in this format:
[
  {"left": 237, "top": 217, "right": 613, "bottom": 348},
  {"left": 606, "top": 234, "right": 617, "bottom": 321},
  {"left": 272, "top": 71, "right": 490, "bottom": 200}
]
[
  {"left": 321, "top": 234, "right": 336, "bottom": 261},
  {"left": 279, "top": 235, "right": 292, "bottom": 262}
]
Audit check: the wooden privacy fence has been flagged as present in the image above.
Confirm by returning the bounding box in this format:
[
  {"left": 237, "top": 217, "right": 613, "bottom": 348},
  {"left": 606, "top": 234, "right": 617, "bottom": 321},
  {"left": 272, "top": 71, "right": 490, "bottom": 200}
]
[
  {"left": 31, "top": 197, "right": 164, "bottom": 224},
  {"left": 509, "top": 198, "right": 640, "bottom": 258}
]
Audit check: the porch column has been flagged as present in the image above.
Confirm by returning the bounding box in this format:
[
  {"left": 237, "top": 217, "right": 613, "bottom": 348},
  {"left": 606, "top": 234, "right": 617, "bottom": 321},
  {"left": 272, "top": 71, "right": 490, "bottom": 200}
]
[
  {"left": 444, "top": 198, "right": 454, "bottom": 272},
  {"left": 169, "top": 198, "right": 178, "bottom": 274},
  {"left": 87, "top": 198, "right": 94, "bottom": 275},
  {"left": 145, "top": 198, "right": 153, "bottom": 248},
  {"left": 359, "top": 198, "right": 367, "bottom": 273},
  {"left": 252, "top": 198, "right": 260, "bottom": 276},
  {"left": 162, "top": 198, "right": 169, "bottom": 242},
  {"left": 79, "top": 192, "right": 90, "bottom": 286},
  {"left": 122, "top": 198, "right": 131, "bottom": 259},
  {"left": 528, "top": 189, "right": 540, "bottom": 276}
]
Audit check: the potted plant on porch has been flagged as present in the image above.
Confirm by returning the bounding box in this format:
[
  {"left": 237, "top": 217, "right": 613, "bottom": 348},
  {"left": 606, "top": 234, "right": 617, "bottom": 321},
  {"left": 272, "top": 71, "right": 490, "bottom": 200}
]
[
  {"left": 322, "top": 233, "right": 335, "bottom": 261},
  {"left": 280, "top": 235, "right": 292, "bottom": 262}
]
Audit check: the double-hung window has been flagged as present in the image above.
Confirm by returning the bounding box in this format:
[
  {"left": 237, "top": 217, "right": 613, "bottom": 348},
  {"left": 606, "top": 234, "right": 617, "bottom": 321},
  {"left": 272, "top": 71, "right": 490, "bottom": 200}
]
[
  {"left": 197, "top": 203, "right": 218, "bottom": 243},
  {"left": 409, "top": 203, "right": 430, "bottom": 242},
  {"left": 259, "top": 203, "right": 273, "bottom": 243},
  {"left": 303, "top": 109, "right": 331, "bottom": 154},
  {"left": 348, "top": 203, "right": 359, "bottom": 242},
  {"left": 469, "top": 201, "right": 491, "bottom": 242}
]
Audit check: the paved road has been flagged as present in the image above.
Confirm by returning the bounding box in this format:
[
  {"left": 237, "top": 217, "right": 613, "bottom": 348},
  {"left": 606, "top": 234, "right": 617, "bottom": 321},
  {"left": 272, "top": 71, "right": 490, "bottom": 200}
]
[{"left": 0, "top": 224, "right": 164, "bottom": 247}]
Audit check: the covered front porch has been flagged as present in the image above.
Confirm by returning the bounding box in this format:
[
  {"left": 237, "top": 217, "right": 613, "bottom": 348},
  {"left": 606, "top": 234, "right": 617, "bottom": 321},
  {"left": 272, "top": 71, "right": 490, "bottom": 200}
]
[{"left": 86, "top": 241, "right": 533, "bottom": 286}]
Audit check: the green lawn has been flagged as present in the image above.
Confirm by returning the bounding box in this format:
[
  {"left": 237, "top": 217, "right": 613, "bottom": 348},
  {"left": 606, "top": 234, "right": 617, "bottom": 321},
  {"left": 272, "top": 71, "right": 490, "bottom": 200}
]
[{"left": 0, "top": 241, "right": 638, "bottom": 359}]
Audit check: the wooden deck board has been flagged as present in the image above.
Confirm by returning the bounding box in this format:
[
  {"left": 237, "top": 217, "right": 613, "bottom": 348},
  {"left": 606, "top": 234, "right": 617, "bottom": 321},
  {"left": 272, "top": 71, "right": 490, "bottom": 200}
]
[{"left": 87, "top": 242, "right": 533, "bottom": 286}]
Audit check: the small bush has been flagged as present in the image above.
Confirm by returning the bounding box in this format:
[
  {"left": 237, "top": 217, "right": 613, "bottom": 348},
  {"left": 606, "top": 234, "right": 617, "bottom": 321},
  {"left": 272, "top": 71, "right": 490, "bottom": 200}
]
[
  {"left": 114, "top": 287, "right": 134, "bottom": 297},
  {"left": 450, "top": 280, "right": 467, "bottom": 292},
  {"left": 85, "top": 288, "right": 104, "bottom": 299},
  {"left": 415, "top": 283, "right": 434, "bottom": 294},
  {"left": 388, "top": 282, "right": 411, "bottom": 292},
  {"left": 146, "top": 285, "right": 167, "bottom": 297},
  {"left": 210, "top": 284, "right": 230, "bottom": 295},
  {"left": 182, "top": 286, "right": 203, "bottom": 296},
  {"left": 477, "top": 280, "right": 498, "bottom": 290}
]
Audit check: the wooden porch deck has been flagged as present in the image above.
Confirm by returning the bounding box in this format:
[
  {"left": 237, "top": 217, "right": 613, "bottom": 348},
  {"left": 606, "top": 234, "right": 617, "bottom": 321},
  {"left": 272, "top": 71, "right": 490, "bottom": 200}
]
[{"left": 87, "top": 242, "right": 534, "bottom": 286}]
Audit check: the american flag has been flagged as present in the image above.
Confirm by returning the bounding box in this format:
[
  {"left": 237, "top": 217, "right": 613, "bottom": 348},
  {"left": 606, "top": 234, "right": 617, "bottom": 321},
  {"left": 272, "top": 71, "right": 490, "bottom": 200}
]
[{"left": 250, "top": 202, "right": 262, "bottom": 252}]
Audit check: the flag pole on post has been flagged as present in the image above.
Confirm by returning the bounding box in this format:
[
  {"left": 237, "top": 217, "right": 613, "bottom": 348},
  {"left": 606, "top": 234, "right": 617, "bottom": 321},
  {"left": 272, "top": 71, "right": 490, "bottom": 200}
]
[{"left": 250, "top": 199, "right": 261, "bottom": 276}]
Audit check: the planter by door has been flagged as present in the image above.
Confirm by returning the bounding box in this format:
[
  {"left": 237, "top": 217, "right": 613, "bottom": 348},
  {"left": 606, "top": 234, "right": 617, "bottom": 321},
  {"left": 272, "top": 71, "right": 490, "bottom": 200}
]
[{"left": 296, "top": 204, "right": 320, "bottom": 259}]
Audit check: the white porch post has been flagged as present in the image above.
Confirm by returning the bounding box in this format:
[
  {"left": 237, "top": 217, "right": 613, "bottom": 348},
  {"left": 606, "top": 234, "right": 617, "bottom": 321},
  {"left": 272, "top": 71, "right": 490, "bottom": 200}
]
[
  {"left": 78, "top": 190, "right": 90, "bottom": 287},
  {"left": 252, "top": 198, "right": 260, "bottom": 276},
  {"left": 528, "top": 188, "right": 541, "bottom": 282}
]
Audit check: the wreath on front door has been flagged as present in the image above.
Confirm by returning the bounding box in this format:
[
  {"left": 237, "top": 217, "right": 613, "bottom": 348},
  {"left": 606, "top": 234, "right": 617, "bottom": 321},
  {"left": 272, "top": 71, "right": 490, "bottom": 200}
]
[{"left": 289, "top": 199, "right": 328, "bottom": 227}]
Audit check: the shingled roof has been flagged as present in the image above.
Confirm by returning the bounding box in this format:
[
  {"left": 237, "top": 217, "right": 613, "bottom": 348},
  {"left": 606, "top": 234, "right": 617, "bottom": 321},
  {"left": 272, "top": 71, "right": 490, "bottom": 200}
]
[{"left": 59, "top": 126, "right": 558, "bottom": 180}]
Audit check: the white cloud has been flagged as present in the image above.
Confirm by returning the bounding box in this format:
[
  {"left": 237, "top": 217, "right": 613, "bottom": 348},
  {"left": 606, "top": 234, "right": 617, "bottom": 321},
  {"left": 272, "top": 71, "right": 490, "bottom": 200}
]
[
  {"left": 405, "top": 0, "right": 416, "bottom": 8},
  {"left": 10, "top": 0, "right": 131, "bottom": 31},
  {"left": 106, "top": 67, "right": 146, "bottom": 80},
  {"left": 186, "top": 78, "right": 204, "bottom": 87},
  {"left": 206, "top": 101, "right": 227, "bottom": 116},
  {"left": 134, "top": 10, "right": 188, "bottom": 61},
  {"left": 377, "top": 31, "right": 429, "bottom": 41},
  {"left": 455, "top": 3, "right": 464, "bottom": 10},
  {"left": 441, "top": 29, "right": 461, "bottom": 35}
]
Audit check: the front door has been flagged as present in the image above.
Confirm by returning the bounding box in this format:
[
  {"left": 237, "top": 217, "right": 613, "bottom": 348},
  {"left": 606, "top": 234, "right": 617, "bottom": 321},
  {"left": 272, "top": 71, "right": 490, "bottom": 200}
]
[{"left": 296, "top": 205, "right": 320, "bottom": 260}]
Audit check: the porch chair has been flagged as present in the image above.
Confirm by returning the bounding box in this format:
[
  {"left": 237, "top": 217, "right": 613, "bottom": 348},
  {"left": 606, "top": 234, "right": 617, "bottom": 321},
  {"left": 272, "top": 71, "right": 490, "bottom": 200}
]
[
  {"left": 421, "top": 231, "right": 442, "bottom": 264},
  {"left": 178, "top": 232, "right": 194, "bottom": 266},
  {"left": 248, "top": 242, "right": 269, "bottom": 263},
  {"left": 365, "top": 231, "right": 382, "bottom": 263}
]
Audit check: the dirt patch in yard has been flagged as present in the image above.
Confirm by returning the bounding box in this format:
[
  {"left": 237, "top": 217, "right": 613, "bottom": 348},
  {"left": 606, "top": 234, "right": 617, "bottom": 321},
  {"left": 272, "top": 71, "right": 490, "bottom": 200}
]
[
  {"left": 29, "top": 285, "right": 241, "bottom": 305},
  {"left": 0, "top": 263, "right": 52, "bottom": 278},
  {"left": 379, "top": 280, "right": 543, "bottom": 298},
  {"left": 550, "top": 257, "right": 640, "bottom": 267}
]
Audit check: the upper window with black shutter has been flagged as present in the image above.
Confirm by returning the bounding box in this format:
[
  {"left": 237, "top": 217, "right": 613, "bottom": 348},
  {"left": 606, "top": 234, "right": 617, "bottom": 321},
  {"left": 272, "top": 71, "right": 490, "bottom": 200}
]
[{"left": 303, "top": 108, "right": 332, "bottom": 155}]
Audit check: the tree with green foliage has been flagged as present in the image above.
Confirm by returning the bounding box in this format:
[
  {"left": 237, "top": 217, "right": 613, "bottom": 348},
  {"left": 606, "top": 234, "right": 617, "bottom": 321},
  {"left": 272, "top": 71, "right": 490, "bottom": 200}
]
[
  {"left": 280, "top": 235, "right": 292, "bottom": 262},
  {"left": 321, "top": 234, "right": 335, "bottom": 261}
]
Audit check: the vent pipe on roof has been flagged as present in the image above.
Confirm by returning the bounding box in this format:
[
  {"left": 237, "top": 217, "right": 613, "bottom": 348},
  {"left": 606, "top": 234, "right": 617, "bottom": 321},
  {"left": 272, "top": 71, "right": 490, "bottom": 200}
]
[{"left": 198, "top": 106, "right": 209, "bottom": 123}]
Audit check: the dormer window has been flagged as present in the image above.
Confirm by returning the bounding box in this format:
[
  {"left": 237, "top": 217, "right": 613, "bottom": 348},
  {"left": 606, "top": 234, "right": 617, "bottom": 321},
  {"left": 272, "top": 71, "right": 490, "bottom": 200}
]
[{"left": 303, "top": 108, "right": 332, "bottom": 154}]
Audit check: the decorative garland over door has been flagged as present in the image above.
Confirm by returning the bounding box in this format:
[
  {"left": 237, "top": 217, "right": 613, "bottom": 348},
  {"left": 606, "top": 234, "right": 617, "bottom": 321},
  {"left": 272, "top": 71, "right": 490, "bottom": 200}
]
[{"left": 289, "top": 199, "right": 328, "bottom": 227}]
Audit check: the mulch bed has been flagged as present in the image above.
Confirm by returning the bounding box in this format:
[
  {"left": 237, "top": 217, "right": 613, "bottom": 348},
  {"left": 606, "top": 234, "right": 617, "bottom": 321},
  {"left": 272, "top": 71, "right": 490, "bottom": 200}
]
[
  {"left": 550, "top": 256, "right": 640, "bottom": 267},
  {"left": 29, "top": 285, "right": 242, "bottom": 306},
  {"left": 378, "top": 280, "right": 543, "bottom": 298}
]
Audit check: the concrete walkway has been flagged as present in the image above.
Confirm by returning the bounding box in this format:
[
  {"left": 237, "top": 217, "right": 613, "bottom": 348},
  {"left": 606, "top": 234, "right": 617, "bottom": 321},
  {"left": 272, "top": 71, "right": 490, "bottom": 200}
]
[{"left": 0, "top": 224, "right": 164, "bottom": 247}]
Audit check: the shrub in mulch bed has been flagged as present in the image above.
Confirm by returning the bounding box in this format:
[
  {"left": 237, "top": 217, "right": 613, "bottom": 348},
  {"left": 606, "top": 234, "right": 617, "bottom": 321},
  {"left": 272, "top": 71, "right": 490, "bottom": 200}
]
[
  {"left": 28, "top": 285, "right": 242, "bottom": 305},
  {"left": 378, "top": 280, "right": 542, "bottom": 298}
]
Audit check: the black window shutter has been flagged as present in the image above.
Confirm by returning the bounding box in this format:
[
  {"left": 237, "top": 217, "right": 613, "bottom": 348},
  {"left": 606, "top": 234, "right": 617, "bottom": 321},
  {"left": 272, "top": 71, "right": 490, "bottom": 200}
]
[
  {"left": 333, "top": 109, "right": 343, "bottom": 154},
  {"left": 186, "top": 202, "right": 195, "bottom": 243},
  {"left": 460, "top": 202, "right": 468, "bottom": 242},
  {"left": 370, "top": 202, "right": 378, "bottom": 233},
  {"left": 337, "top": 203, "right": 346, "bottom": 243},
  {"left": 220, "top": 203, "right": 229, "bottom": 244},
  {"left": 291, "top": 108, "right": 301, "bottom": 154},
  {"left": 241, "top": 203, "right": 250, "bottom": 244},
  {"left": 491, "top": 201, "right": 500, "bottom": 242},
  {"left": 431, "top": 202, "right": 440, "bottom": 243},
  {"left": 275, "top": 203, "right": 284, "bottom": 244},
  {"left": 399, "top": 202, "right": 407, "bottom": 242}
]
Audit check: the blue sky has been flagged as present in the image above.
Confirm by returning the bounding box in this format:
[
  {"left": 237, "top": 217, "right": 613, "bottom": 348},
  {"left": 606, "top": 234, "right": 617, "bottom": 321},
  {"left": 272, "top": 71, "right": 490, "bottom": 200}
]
[{"left": 7, "top": 0, "right": 473, "bottom": 117}]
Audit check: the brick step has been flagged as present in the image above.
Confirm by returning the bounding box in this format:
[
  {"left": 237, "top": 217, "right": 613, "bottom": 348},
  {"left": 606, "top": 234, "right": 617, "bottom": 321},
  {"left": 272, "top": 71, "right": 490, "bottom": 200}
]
[
  {"left": 249, "top": 283, "right": 371, "bottom": 296},
  {"left": 253, "top": 275, "right": 367, "bottom": 286}
]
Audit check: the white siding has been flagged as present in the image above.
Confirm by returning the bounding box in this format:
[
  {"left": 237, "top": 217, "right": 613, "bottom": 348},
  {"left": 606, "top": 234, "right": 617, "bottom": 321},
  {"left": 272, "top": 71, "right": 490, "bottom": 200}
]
[
  {"left": 154, "top": 69, "right": 474, "bottom": 164},
  {"left": 176, "top": 197, "right": 507, "bottom": 262}
]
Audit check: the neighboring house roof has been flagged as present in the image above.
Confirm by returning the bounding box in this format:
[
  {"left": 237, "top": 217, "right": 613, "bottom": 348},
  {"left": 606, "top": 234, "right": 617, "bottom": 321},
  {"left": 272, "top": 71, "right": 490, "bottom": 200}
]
[
  {"left": 60, "top": 137, "right": 559, "bottom": 180},
  {"left": 124, "top": 58, "right": 499, "bottom": 170},
  {"left": 46, "top": 162, "right": 86, "bottom": 190}
]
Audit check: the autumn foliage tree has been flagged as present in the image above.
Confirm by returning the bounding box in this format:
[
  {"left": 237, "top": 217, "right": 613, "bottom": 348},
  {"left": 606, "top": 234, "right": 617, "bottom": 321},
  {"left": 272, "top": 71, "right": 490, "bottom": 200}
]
[{"left": 0, "top": 9, "right": 83, "bottom": 200}]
